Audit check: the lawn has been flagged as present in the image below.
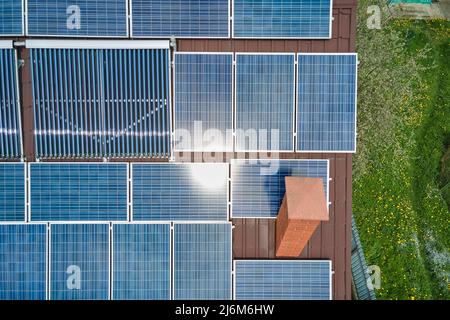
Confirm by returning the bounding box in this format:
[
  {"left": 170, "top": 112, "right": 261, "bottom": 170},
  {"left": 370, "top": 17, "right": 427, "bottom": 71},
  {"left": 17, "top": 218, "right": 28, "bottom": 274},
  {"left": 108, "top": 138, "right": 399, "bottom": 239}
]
[{"left": 353, "top": 14, "right": 450, "bottom": 300}]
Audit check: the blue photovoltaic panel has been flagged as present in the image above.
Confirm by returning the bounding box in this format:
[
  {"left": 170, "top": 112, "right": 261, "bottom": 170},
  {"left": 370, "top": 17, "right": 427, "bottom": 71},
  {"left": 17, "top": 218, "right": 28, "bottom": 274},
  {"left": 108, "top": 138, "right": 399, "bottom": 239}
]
[
  {"left": 0, "top": 163, "right": 25, "bottom": 221},
  {"left": 234, "top": 260, "right": 332, "bottom": 300},
  {"left": 236, "top": 54, "right": 295, "bottom": 151},
  {"left": 27, "top": 0, "right": 127, "bottom": 37},
  {"left": 233, "top": 0, "right": 332, "bottom": 38},
  {"left": 175, "top": 53, "right": 233, "bottom": 151},
  {"left": 132, "top": 0, "right": 229, "bottom": 38},
  {"left": 132, "top": 164, "right": 228, "bottom": 221},
  {"left": 112, "top": 224, "right": 170, "bottom": 300},
  {"left": 231, "top": 159, "right": 328, "bottom": 217},
  {"left": 0, "top": 0, "right": 23, "bottom": 35},
  {"left": 174, "top": 223, "right": 232, "bottom": 300},
  {"left": 0, "top": 224, "right": 47, "bottom": 300},
  {"left": 30, "top": 163, "right": 127, "bottom": 221},
  {"left": 0, "top": 48, "right": 22, "bottom": 159},
  {"left": 50, "top": 224, "right": 109, "bottom": 300},
  {"left": 30, "top": 48, "right": 171, "bottom": 158},
  {"left": 297, "top": 54, "right": 357, "bottom": 152}
]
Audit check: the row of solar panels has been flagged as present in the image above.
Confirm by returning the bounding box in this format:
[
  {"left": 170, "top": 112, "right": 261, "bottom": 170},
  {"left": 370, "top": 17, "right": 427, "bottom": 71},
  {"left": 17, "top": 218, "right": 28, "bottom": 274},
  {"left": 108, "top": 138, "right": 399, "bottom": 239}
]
[
  {"left": 0, "top": 0, "right": 332, "bottom": 38},
  {"left": 175, "top": 52, "right": 357, "bottom": 153},
  {"left": 1, "top": 42, "right": 357, "bottom": 159},
  {"left": 0, "top": 223, "right": 331, "bottom": 300},
  {"left": 0, "top": 160, "right": 329, "bottom": 220}
]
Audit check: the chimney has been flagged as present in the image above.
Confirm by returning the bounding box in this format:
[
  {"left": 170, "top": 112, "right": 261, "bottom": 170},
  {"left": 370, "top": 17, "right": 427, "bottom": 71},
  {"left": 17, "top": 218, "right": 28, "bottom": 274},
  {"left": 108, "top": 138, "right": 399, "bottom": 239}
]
[{"left": 276, "top": 177, "right": 329, "bottom": 257}]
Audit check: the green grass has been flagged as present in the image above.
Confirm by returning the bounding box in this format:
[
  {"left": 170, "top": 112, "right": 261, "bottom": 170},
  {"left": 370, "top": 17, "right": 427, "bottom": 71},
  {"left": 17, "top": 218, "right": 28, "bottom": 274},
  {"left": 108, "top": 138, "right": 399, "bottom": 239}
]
[{"left": 354, "top": 19, "right": 450, "bottom": 299}]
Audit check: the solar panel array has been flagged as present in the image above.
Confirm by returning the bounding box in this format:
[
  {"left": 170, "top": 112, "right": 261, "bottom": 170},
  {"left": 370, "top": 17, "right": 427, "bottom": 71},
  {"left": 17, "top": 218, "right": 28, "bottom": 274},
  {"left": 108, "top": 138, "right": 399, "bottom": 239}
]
[
  {"left": 1, "top": 1, "right": 335, "bottom": 38},
  {"left": 174, "top": 223, "right": 232, "bottom": 300},
  {"left": 50, "top": 224, "right": 110, "bottom": 300},
  {"left": 0, "top": 47, "right": 22, "bottom": 159},
  {"left": 236, "top": 54, "right": 295, "bottom": 151},
  {"left": 0, "top": 224, "right": 332, "bottom": 301},
  {"left": 132, "top": 163, "right": 229, "bottom": 221},
  {"left": 0, "top": 224, "right": 47, "bottom": 300},
  {"left": 0, "top": 0, "right": 352, "bottom": 303},
  {"left": 174, "top": 53, "right": 233, "bottom": 151},
  {"left": 0, "top": 0, "right": 23, "bottom": 35},
  {"left": 231, "top": 159, "right": 329, "bottom": 217},
  {"left": 233, "top": 0, "right": 332, "bottom": 38},
  {"left": 0, "top": 223, "right": 236, "bottom": 300},
  {"left": 297, "top": 54, "right": 357, "bottom": 152},
  {"left": 29, "top": 163, "right": 128, "bottom": 221},
  {"left": 112, "top": 224, "right": 171, "bottom": 300},
  {"left": 30, "top": 48, "right": 171, "bottom": 158},
  {"left": 234, "top": 260, "right": 332, "bottom": 300},
  {"left": 0, "top": 163, "right": 25, "bottom": 221},
  {"left": 27, "top": 0, "right": 127, "bottom": 37},
  {"left": 174, "top": 53, "right": 357, "bottom": 153},
  {"left": 131, "top": 0, "right": 230, "bottom": 38}
]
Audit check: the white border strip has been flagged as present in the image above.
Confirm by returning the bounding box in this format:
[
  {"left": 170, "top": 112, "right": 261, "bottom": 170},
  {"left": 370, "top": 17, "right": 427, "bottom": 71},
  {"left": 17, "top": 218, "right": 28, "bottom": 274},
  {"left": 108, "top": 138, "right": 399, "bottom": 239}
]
[
  {"left": 0, "top": 41, "right": 13, "bottom": 49},
  {"left": 25, "top": 40, "right": 170, "bottom": 49}
]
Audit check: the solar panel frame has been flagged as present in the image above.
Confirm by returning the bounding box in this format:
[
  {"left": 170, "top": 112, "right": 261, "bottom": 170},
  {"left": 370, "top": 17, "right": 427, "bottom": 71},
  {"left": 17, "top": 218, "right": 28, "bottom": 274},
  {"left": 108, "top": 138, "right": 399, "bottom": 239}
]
[
  {"left": 49, "top": 223, "right": 110, "bottom": 300},
  {"left": 0, "top": 0, "right": 24, "bottom": 36},
  {"left": 25, "top": 39, "right": 170, "bottom": 49},
  {"left": 130, "top": 0, "right": 231, "bottom": 39},
  {"left": 27, "top": 40, "right": 172, "bottom": 159},
  {"left": 232, "top": 0, "right": 333, "bottom": 39},
  {"left": 235, "top": 53, "right": 296, "bottom": 152},
  {"left": 173, "top": 222, "right": 232, "bottom": 300},
  {"left": 29, "top": 162, "right": 129, "bottom": 222},
  {"left": 0, "top": 163, "right": 26, "bottom": 222},
  {"left": 0, "top": 223, "right": 48, "bottom": 300},
  {"left": 0, "top": 44, "right": 24, "bottom": 159},
  {"left": 101, "top": 47, "right": 172, "bottom": 158},
  {"left": 111, "top": 222, "right": 171, "bottom": 300},
  {"left": 230, "top": 159, "right": 330, "bottom": 218},
  {"left": 296, "top": 53, "right": 358, "bottom": 153},
  {"left": 26, "top": 0, "right": 129, "bottom": 38},
  {"left": 0, "top": 40, "right": 14, "bottom": 49},
  {"left": 233, "top": 260, "right": 332, "bottom": 300},
  {"left": 131, "top": 162, "right": 229, "bottom": 222},
  {"left": 174, "top": 52, "right": 234, "bottom": 152}
]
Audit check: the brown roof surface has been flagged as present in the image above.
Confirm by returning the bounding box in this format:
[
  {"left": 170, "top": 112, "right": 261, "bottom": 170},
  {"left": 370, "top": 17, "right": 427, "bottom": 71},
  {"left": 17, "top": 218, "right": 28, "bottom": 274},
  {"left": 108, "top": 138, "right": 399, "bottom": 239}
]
[{"left": 284, "top": 177, "right": 329, "bottom": 221}]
